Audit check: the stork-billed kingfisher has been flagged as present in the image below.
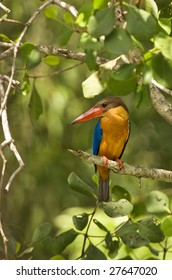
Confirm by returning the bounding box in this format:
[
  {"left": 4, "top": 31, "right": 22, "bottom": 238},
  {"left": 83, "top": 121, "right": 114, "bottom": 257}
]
[{"left": 72, "top": 96, "right": 130, "bottom": 202}]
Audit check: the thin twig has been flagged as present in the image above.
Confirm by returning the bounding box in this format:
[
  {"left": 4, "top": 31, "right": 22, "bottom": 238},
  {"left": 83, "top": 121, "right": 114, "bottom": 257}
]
[
  {"left": 53, "top": 0, "right": 78, "bottom": 17},
  {"left": 0, "top": 81, "right": 25, "bottom": 192},
  {"left": 28, "top": 62, "right": 83, "bottom": 79},
  {"left": 0, "top": 18, "right": 24, "bottom": 25},
  {"left": 0, "top": 0, "right": 55, "bottom": 115},
  {"left": 0, "top": 2, "right": 11, "bottom": 13},
  {"left": 0, "top": 213, "right": 8, "bottom": 259},
  {"left": 78, "top": 205, "right": 98, "bottom": 259}
]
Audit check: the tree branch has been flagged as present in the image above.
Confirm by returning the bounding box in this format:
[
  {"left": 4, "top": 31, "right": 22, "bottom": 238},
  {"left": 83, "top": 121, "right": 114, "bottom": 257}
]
[
  {"left": 68, "top": 149, "right": 172, "bottom": 183},
  {"left": 37, "top": 45, "right": 108, "bottom": 64},
  {"left": 0, "top": 81, "right": 25, "bottom": 192},
  {"left": 0, "top": 42, "right": 108, "bottom": 64},
  {"left": 150, "top": 83, "right": 172, "bottom": 125},
  {"left": 152, "top": 79, "right": 172, "bottom": 97},
  {"left": 53, "top": 0, "right": 78, "bottom": 17},
  {"left": 0, "top": 2, "right": 11, "bottom": 14}
]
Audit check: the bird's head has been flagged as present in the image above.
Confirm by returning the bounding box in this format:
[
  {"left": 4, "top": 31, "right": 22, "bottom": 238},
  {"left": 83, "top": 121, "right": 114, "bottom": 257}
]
[{"left": 71, "top": 96, "right": 128, "bottom": 124}]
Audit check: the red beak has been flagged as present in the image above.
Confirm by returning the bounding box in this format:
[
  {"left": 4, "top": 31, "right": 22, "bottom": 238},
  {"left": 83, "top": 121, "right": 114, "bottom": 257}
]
[{"left": 72, "top": 107, "right": 104, "bottom": 124}]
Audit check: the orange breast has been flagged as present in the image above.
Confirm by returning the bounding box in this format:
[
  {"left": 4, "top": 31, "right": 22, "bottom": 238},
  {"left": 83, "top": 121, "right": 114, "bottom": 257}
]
[
  {"left": 97, "top": 106, "right": 129, "bottom": 181},
  {"left": 98, "top": 106, "right": 129, "bottom": 160}
]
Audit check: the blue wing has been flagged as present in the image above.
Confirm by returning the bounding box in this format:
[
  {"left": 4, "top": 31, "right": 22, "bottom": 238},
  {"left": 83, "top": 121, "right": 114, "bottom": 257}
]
[{"left": 93, "top": 120, "right": 102, "bottom": 156}]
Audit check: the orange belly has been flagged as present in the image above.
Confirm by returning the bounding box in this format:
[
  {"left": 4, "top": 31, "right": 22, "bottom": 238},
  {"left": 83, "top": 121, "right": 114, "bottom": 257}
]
[{"left": 97, "top": 108, "right": 129, "bottom": 181}]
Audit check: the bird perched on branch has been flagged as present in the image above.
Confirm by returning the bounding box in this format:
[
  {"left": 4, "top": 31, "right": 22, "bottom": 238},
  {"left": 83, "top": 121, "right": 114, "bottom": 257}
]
[{"left": 72, "top": 96, "right": 130, "bottom": 202}]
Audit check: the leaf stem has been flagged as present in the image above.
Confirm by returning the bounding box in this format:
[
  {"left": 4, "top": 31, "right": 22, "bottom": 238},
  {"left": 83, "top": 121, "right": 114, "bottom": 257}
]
[{"left": 80, "top": 204, "right": 98, "bottom": 258}]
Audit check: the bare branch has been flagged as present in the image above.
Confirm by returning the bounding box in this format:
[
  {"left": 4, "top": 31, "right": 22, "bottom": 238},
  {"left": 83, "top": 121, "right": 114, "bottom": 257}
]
[
  {"left": 68, "top": 149, "right": 172, "bottom": 183},
  {"left": 0, "top": 42, "right": 108, "bottom": 64},
  {"left": 0, "top": 214, "right": 8, "bottom": 259},
  {"left": 0, "top": 81, "right": 25, "bottom": 192},
  {"left": 0, "top": 2, "right": 11, "bottom": 14},
  {"left": 152, "top": 79, "right": 172, "bottom": 97},
  {"left": 53, "top": 0, "right": 78, "bottom": 17},
  {"left": 0, "top": 42, "right": 13, "bottom": 48},
  {"left": 0, "top": 75, "right": 20, "bottom": 87},
  {"left": 37, "top": 44, "right": 108, "bottom": 64},
  {"left": 0, "top": 47, "right": 13, "bottom": 61},
  {"left": 0, "top": 0, "right": 57, "bottom": 115},
  {"left": 150, "top": 83, "right": 172, "bottom": 125},
  {"left": 28, "top": 62, "right": 83, "bottom": 79}
]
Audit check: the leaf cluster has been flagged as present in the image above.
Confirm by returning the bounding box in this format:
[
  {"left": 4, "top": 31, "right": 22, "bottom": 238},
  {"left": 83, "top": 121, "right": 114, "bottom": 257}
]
[{"left": 10, "top": 172, "right": 172, "bottom": 260}]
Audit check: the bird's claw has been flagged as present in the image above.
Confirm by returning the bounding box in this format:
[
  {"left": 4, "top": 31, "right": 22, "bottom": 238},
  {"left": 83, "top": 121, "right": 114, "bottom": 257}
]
[
  {"left": 102, "top": 156, "right": 108, "bottom": 167},
  {"left": 116, "top": 158, "right": 124, "bottom": 170}
]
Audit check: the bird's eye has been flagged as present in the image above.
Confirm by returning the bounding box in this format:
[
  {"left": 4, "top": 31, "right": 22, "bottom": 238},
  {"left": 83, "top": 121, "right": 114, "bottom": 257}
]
[{"left": 102, "top": 103, "right": 107, "bottom": 108}]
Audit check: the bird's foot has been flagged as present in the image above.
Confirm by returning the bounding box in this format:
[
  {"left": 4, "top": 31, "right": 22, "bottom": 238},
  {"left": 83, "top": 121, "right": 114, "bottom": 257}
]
[
  {"left": 102, "top": 156, "right": 108, "bottom": 167},
  {"left": 116, "top": 158, "right": 124, "bottom": 170}
]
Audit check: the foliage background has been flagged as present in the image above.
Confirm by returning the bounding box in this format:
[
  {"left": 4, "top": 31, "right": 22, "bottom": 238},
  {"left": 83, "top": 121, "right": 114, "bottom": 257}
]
[{"left": 0, "top": 0, "right": 172, "bottom": 259}]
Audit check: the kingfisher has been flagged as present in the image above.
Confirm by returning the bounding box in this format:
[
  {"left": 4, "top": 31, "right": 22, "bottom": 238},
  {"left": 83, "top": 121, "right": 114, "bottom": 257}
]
[{"left": 72, "top": 96, "right": 130, "bottom": 202}]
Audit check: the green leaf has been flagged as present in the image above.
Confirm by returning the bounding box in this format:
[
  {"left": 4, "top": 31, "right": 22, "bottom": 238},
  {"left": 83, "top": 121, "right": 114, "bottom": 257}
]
[
  {"left": 85, "top": 50, "right": 98, "bottom": 70},
  {"left": 79, "top": 33, "right": 102, "bottom": 51},
  {"left": 154, "top": 33, "right": 172, "bottom": 61},
  {"left": 59, "top": 25, "right": 73, "bottom": 46},
  {"left": 83, "top": 243, "right": 107, "bottom": 260},
  {"left": 20, "top": 42, "right": 42, "bottom": 69},
  {"left": 75, "top": 13, "right": 87, "bottom": 27},
  {"left": 159, "top": 18, "right": 172, "bottom": 34},
  {"left": 82, "top": 72, "right": 105, "bottom": 98},
  {"left": 20, "top": 42, "right": 41, "bottom": 69},
  {"left": 68, "top": 172, "right": 96, "bottom": 199},
  {"left": 72, "top": 213, "right": 89, "bottom": 231},
  {"left": 53, "top": 229, "right": 78, "bottom": 254},
  {"left": 43, "top": 55, "right": 60, "bottom": 66},
  {"left": 0, "top": 14, "right": 8, "bottom": 20},
  {"left": 105, "top": 231, "right": 113, "bottom": 249},
  {"left": 20, "top": 42, "right": 35, "bottom": 63},
  {"left": 93, "top": 219, "right": 108, "bottom": 232},
  {"left": 29, "top": 84, "right": 43, "bottom": 122},
  {"left": 105, "top": 232, "right": 119, "bottom": 258},
  {"left": 92, "top": 173, "right": 99, "bottom": 186},
  {"left": 150, "top": 53, "right": 172, "bottom": 88},
  {"left": 126, "top": 4, "right": 160, "bottom": 42},
  {"left": 105, "top": 28, "right": 134, "bottom": 55},
  {"left": 116, "top": 220, "right": 150, "bottom": 248},
  {"left": 26, "top": 48, "right": 41, "bottom": 70},
  {"left": 93, "top": 0, "right": 109, "bottom": 10},
  {"left": 111, "top": 185, "right": 131, "bottom": 201},
  {"left": 147, "top": 245, "right": 159, "bottom": 256},
  {"left": 112, "top": 64, "right": 136, "bottom": 81},
  {"left": 50, "top": 255, "right": 65, "bottom": 260},
  {"left": 0, "top": 33, "right": 12, "bottom": 42},
  {"left": 44, "top": 5, "right": 58, "bottom": 19},
  {"left": 32, "top": 223, "right": 52, "bottom": 243},
  {"left": 104, "top": 199, "right": 133, "bottom": 218},
  {"left": 64, "top": 12, "right": 74, "bottom": 24},
  {"left": 146, "top": 190, "right": 170, "bottom": 213},
  {"left": 138, "top": 218, "right": 164, "bottom": 243},
  {"left": 21, "top": 72, "right": 30, "bottom": 95},
  {"left": 76, "top": 3, "right": 93, "bottom": 27},
  {"left": 88, "top": 7, "right": 114, "bottom": 38},
  {"left": 145, "top": 0, "right": 159, "bottom": 18},
  {"left": 107, "top": 75, "right": 137, "bottom": 95},
  {"left": 161, "top": 216, "right": 172, "bottom": 237}
]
